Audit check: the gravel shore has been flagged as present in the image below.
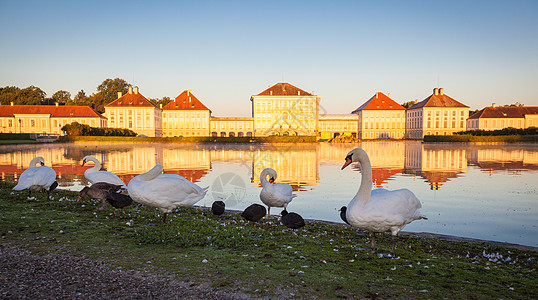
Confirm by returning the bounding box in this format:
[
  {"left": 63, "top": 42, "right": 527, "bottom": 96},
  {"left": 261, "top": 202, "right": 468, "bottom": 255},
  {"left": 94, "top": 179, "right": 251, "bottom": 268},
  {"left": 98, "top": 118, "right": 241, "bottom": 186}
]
[{"left": 0, "top": 244, "right": 254, "bottom": 299}]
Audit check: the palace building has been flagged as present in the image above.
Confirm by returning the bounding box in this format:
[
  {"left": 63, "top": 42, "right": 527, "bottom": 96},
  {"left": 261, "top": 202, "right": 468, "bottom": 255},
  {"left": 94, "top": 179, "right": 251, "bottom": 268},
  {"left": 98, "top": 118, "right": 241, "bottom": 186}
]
[
  {"left": 318, "top": 114, "right": 359, "bottom": 139},
  {"left": 352, "top": 92, "right": 406, "bottom": 139},
  {"left": 104, "top": 86, "right": 162, "bottom": 137},
  {"left": 162, "top": 90, "right": 211, "bottom": 137},
  {"left": 250, "top": 83, "right": 320, "bottom": 137},
  {"left": 0, "top": 102, "right": 106, "bottom": 135},
  {"left": 466, "top": 104, "right": 538, "bottom": 130},
  {"left": 210, "top": 117, "right": 254, "bottom": 137},
  {"left": 406, "top": 88, "right": 469, "bottom": 139}
]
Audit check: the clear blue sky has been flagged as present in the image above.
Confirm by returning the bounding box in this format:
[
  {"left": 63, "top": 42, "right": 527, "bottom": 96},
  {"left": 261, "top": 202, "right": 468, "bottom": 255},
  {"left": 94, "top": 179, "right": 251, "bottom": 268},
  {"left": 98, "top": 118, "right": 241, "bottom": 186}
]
[{"left": 1, "top": 0, "right": 537, "bottom": 116}]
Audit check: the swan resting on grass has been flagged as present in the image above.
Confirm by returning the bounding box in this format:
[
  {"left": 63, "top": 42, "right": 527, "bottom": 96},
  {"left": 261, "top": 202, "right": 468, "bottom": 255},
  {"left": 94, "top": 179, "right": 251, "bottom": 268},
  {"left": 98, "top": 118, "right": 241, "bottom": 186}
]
[
  {"left": 128, "top": 164, "right": 208, "bottom": 222},
  {"left": 13, "top": 156, "right": 58, "bottom": 199}
]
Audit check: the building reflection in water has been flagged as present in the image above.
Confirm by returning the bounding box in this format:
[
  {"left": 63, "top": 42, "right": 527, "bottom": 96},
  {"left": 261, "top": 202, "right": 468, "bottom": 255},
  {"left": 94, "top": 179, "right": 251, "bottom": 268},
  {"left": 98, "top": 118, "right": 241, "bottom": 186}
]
[{"left": 0, "top": 142, "right": 537, "bottom": 191}]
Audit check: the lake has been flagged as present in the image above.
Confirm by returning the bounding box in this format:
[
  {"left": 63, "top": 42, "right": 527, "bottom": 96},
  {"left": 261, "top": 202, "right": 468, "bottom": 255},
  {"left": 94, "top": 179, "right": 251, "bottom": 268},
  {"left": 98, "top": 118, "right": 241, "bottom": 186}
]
[{"left": 1, "top": 141, "right": 537, "bottom": 247}]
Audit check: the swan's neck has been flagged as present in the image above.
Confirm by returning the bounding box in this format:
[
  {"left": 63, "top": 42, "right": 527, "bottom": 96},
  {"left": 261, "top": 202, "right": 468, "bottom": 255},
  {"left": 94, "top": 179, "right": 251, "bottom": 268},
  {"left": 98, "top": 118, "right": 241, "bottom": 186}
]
[
  {"left": 29, "top": 157, "right": 42, "bottom": 168},
  {"left": 137, "top": 164, "right": 163, "bottom": 181},
  {"left": 260, "top": 169, "right": 270, "bottom": 187},
  {"left": 349, "top": 152, "right": 373, "bottom": 209},
  {"left": 86, "top": 157, "right": 101, "bottom": 172}
]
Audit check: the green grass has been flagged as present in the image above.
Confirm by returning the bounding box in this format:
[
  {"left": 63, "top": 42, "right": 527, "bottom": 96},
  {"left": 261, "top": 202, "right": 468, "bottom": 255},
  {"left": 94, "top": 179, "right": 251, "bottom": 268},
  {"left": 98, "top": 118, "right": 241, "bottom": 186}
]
[
  {"left": 59, "top": 135, "right": 317, "bottom": 144},
  {"left": 1, "top": 181, "right": 536, "bottom": 298}
]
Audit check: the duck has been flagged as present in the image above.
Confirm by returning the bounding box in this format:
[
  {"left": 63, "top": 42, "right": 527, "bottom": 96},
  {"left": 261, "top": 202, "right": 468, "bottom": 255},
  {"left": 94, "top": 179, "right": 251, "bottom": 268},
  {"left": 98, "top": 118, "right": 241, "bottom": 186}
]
[
  {"left": 106, "top": 192, "right": 133, "bottom": 215},
  {"left": 12, "top": 156, "right": 58, "bottom": 199},
  {"left": 211, "top": 200, "right": 225, "bottom": 216},
  {"left": 127, "top": 164, "right": 208, "bottom": 222},
  {"left": 81, "top": 156, "right": 126, "bottom": 188},
  {"left": 241, "top": 204, "right": 266, "bottom": 222},
  {"left": 77, "top": 182, "right": 124, "bottom": 210},
  {"left": 341, "top": 147, "right": 427, "bottom": 255},
  {"left": 259, "top": 168, "right": 295, "bottom": 217},
  {"left": 280, "top": 209, "right": 305, "bottom": 229}
]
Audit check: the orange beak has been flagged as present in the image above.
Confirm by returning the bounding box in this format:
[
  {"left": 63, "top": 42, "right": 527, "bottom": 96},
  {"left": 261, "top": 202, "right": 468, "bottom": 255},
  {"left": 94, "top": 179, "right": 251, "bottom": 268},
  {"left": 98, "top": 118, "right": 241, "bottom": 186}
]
[
  {"left": 341, "top": 157, "right": 352, "bottom": 170},
  {"left": 269, "top": 177, "right": 275, "bottom": 184}
]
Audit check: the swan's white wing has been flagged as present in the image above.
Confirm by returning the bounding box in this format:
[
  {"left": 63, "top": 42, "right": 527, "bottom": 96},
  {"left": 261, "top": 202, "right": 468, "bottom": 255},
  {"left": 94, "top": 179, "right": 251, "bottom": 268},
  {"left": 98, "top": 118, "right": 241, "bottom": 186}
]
[
  {"left": 13, "top": 166, "right": 56, "bottom": 191},
  {"left": 85, "top": 171, "right": 126, "bottom": 187},
  {"left": 128, "top": 174, "right": 207, "bottom": 212},
  {"left": 260, "top": 182, "right": 294, "bottom": 207},
  {"left": 357, "top": 188, "right": 423, "bottom": 232}
]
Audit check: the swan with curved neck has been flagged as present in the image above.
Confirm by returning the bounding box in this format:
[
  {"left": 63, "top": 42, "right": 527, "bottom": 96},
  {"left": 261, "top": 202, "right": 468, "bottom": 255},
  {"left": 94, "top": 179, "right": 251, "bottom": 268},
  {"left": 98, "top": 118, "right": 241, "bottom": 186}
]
[
  {"left": 260, "top": 168, "right": 295, "bottom": 217},
  {"left": 82, "top": 156, "right": 126, "bottom": 188},
  {"left": 341, "top": 148, "right": 427, "bottom": 255},
  {"left": 128, "top": 164, "right": 208, "bottom": 222},
  {"left": 13, "top": 156, "right": 57, "bottom": 198}
]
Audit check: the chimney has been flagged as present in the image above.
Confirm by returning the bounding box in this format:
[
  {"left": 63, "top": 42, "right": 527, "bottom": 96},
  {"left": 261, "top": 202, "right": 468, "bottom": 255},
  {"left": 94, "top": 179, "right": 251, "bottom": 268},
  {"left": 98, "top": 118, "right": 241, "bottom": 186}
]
[
  {"left": 55, "top": 102, "right": 59, "bottom": 107},
  {"left": 128, "top": 86, "right": 133, "bottom": 94},
  {"left": 134, "top": 86, "right": 139, "bottom": 94},
  {"left": 10, "top": 101, "right": 14, "bottom": 106},
  {"left": 376, "top": 92, "right": 379, "bottom": 99},
  {"left": 492, "top": 103, "right": 496, "bottom": 108},
  {"left": 117, "top": 92, "right": 122, "bottom": 99},
  {"left": 187, "top": 90, "right": 190, "bottom": 96},
  {"left": 387, "top": 93, "right": 390, "bottom": 97},
  {"left": 270, "top": 90, "right": 273, "bottom": 95},
  {"left": 434, "top": 88, "right": 439, "bottom": 95},
  {"left": 189, "top": 96, "right": 191, "bottom": 103},
  {"left": 297, "top": 91, "right": 300, "bottom": 95},
  {"left": 439, "top": 88, "right": 444, "bottom": 95}
]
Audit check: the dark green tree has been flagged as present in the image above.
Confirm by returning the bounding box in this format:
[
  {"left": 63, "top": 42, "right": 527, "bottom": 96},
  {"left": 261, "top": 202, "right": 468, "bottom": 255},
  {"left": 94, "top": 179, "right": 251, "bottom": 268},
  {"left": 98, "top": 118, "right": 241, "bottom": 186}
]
[
  {"left": 16, "top": 86, "right": 46, "bottom": 105},
  {"left": 151, "top": 96, "right": 172, "bottom": 108},
  {"left": 51, "top": 90, "right": 72, "bottom": 104},
  {"left": 0, "top": 86, "right": 21, "bottom": 105},
  {"left": 401, "top": 100, "right": 417, "bottom": 108},
  {"left": 97, "top": 78, "right": 129, "bottom": 105}
]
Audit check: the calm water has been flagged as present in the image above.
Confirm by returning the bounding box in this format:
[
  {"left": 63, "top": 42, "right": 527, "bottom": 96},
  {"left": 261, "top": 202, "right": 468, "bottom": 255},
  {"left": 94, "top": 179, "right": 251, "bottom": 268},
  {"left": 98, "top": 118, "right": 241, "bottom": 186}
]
[{"left": 1, "top": 141, "right": 537, "bottom": 247}]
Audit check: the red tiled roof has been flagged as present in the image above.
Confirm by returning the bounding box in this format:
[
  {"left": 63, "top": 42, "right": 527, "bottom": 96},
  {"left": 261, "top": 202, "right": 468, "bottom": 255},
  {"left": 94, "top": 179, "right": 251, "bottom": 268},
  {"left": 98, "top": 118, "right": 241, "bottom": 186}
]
[
  {"left": 0, "top": 105, "right": 105, "bottom": 118},
  {"left": 468, "top": 106, "right": 538, "bottom": 119},
  {"left": 351, "top": 92, "right": 405, "bottom": 113},
  {"left": 162, "top": 90, "right": 210, "bottom": 111},
  {"left": 105, "top": 91, "right": 158, "bottom": 108},
  {"left": 409, "top": 89, "right": 469, "bottom": 110},
  {"left": 256, "top": 83, "right": 312, "bottom": 96}
]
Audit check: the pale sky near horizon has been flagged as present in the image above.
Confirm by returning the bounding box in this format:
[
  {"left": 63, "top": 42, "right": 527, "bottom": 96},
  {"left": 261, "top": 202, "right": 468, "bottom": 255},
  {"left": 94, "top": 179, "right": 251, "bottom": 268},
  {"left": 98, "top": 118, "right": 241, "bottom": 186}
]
[{"left": 1, "top": 0, "right": 537, "bottom": 116}]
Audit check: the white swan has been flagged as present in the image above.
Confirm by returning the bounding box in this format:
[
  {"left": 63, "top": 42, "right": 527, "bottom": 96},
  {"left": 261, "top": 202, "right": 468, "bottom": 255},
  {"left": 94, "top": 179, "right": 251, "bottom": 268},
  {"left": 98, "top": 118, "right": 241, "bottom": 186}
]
[
  {"left": 341, "top": 148, "right": 427, "bottom": 255},
  {"left": 82, "top": 156, "right": 126, "bottom": 187},
  {"left": 13, "top": 156, "right": 58, "bottom": 198},
  {"left": 260, "top": 168, "right": 295, "bottom": 217},
  {"left": 127, "top": 164, "right": 208, "bottom": 222}
]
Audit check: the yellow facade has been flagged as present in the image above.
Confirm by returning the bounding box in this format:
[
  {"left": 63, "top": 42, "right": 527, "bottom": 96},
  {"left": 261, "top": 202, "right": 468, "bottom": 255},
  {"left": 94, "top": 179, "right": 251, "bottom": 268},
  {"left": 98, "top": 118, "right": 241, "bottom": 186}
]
[
  {"left": 466, "top": 105, "right": 538, "bottom": 130},
  {"left": 318, "top": 114, "right": 359, "bottom": 139},
  {"left": 104, "top": 86, "right": 162, "bottom": 137},
  {"left": 250, "top": 83, "right": 320, "bottom": 137},
  {"left": 358, "top": 110, "right": 406, "bottom": 139},
  {"left": 210, "top": 117, "right": 253, "bottom": 137},
  {"left": 0, "top": 104, "right": 107, "bottom": 135},
  {"left": 406, "top": 107, "right": 468, "bottom": 138},
  {"left": 163, "top": 110, "right": 210, "bottom": 137}
]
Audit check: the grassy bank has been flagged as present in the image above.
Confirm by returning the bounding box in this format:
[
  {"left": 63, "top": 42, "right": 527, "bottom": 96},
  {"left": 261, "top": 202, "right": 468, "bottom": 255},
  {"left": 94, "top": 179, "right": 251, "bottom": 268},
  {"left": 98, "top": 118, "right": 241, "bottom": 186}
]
[
  {"left": 424, "top": 134, "right": 538, "bottom": 143},
  {"left": 59, "top": 135, "right": 317, "bottom": 144},
  {"left": 0, "top": 133, "right": 37, "bottom": 144},
  {"left": 1, "top": 181, "right": 536, "bottom": 299}
]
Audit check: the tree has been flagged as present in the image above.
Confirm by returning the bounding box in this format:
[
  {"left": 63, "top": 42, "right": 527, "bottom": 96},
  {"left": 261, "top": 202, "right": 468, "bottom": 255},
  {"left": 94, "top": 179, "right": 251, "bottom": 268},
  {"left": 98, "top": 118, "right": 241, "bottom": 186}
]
[
  {"left": 97, "top": 78, "right": 130, "bottom": 105},
  {"left": 16, "top": 86, "right": 46, "bottom": 105},
  {"left": 0, "top": 86, "right": 20, "bottom": 105},
  {"left": 51, "top": 90, "right": 72, "bottom": 104},
  {"left": 401, "top": 100, "right": 416, "bottom": 108},
  {"left": 504, "top": 102, "right": 524, "bottom": 107},
  {"left": 151, "top": 96, "right": 172, "bottom": 108}
]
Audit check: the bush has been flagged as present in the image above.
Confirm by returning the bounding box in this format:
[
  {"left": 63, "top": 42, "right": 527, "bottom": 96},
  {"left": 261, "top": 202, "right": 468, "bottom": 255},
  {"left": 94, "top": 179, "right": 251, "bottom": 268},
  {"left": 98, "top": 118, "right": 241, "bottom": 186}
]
[
  {"left": 455, "top": 127, "right": 537, "bottom": 136},
  {"left": 61, "top": 122, "right": 136, "bottom": 137}
]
